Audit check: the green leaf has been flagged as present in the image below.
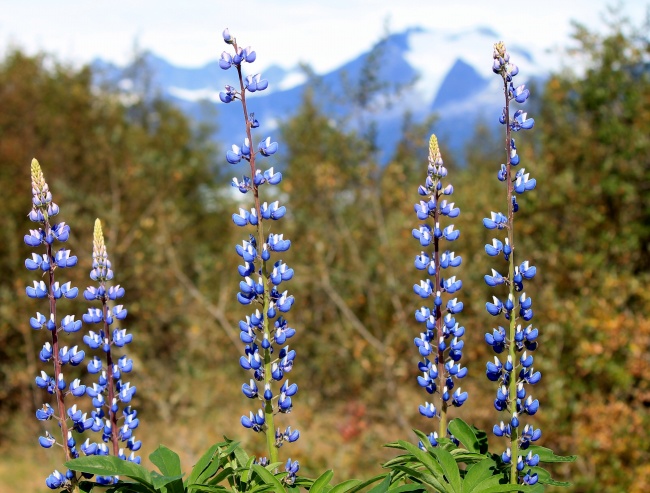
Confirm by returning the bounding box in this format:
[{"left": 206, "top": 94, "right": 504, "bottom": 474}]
[
  {"left": 309, "top": 470, "right": 334, "bottom": 492},
  {"left": 187, "top": 443, "right": 223, "bottom": 486},
  {"left": 473, "top": 427, "right": 490, "bottom": 455},
  {"left": 461, "top": 458, "right": 498, "bottom": 493},
  {"left": 251, "top": 464, "right": 286, "bottom": 491},
  {"left": 472, "top": 484, "right": 524, "bottom": 493},
  {"left": 529, "top": 466, "right": 572, "bottom": 487},
  {"left": 65, "top": 456, "right": 153, "bottom": 490},
  {"left": 526, "top": 446, "right": 577, "bottom": 464},
  {"left": 396, "top": 441, "right": 445, "bottom": 479},
  {"left": 366, "top": 475, "right": 391, "bottom": 493},
  {"left": 106, "top": 484, "right": 154, "bottom": 493},
  {"left": 467, "top": 471, "right": 525, "bottom": 493},
  {"left": 450, "top": 451, "right": 489, "bottom": 465},
  {"left": 233, "top": 444, "right": 250, "bottom": 468},
  {"left": 78, "top": 481, "right": 96, "bottom": 493},
  {"left": 386, "top": 486, "right": 428, "bottom": 492},
  {"left": 327, "top": 479, "right": 363, "bottom": 493},
  {"left": 392, "top": 465, "right": 449, "bottom": 492},
  {"left": 186, "top": 486, "right": 229, "bottom": 492},
  {"left": 204, "top": 466, "right": 235, "bottom": 487},
  {"left": 150, "top": 445, "right": 184, "bottom": 493},
  {"left": 337, "top": 474, "right": 386, "bottom": 493},
  {"left": 448, "top": 419, "right": 481, "bottom": 454},
  {"left": 243, "top": 457, "right": 257, "bottom": 485},
  {"left": 246, "top": 484, "right": 276, "bottom": 493},
  {"left": 429, "top": 445, "right": 461, "bottom": 493},
  {"left": 152, "top": 472, "right": 185, "bottom": 490},
  {"left": 150, "top": 445, "right": 183, "bottom": 477},
  {"left": 220, "top": 440, "right": 243, "bottom": 459}
]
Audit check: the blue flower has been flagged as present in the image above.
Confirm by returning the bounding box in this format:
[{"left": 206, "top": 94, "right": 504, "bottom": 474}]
[
  {"left": 219, "top": 85, "right": 237, "bottom": 103},
  {"left": 412, "top": 136, "right": 466, "bottom": 443},
  {"left": 284, "top": 459, "right": 300, "bottom": 485},
  {"left": 258, "top": 136, "right": 278, "bottom": 156},
  {"left": 25, "top": 160, "right": 86, "bottom": 486},
  {"left": 486, "top": 42, "right": 541, "bottom": 485},
  {"left": 245, "top": 73, "right": 268, "bottom": 92},
  {"left": 511, "top": 110, "right": 535, "bottom": 131},
  {"left": 219, "top": 28, "right": 300, "bottom": 465},
  {"left": 82, "top": 219, "right": 141, "bottom": 469}
]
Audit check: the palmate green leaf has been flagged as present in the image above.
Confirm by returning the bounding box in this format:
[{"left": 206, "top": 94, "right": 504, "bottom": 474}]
[
  {"left": 309, "top": 469, "right": 334, "bottom": 492},
  {"left": 65, "top": 456, "right": 154, "bottom": 490},
  {"left": 448, "top": 420, "right": 481, "bottom": 454},
  {"left": 526, "top": 446, "right": 577, "bottom": 464},
  {"left": 150, "top": 446, "right": 184, "bottom": 493}
]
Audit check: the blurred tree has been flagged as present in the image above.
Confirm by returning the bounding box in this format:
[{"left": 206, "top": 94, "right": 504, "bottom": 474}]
[
  {"left": 0, "top": 50, "right": 237, "bottom": 440},
  {"left": 521, "top": 11, "right": 650, "bottom": 492}
]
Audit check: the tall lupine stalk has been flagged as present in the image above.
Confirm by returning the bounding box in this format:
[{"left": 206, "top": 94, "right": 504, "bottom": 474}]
[
  {"left": 412, "top": 135, "right": 467, "bottom": 447},
  {"left": 25, "top": 159, "right": 85, "bottom": 491},
  {"left": 81, "top": 219, "right": 141, "bottom": 484},
  {"left": 218, "top": 28, "right": 300, "bottom": 474},
  {"left": 484, "top": 42, "right": 541, "bottom": 486}
]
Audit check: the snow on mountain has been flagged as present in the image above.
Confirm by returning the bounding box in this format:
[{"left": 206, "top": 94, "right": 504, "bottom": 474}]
[{"left": 92, "top": 26, "right": 550, "bottom": 163}]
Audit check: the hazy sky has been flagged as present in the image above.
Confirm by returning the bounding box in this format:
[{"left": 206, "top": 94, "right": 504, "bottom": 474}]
[{"left": 1, "top": 1, "right": 647, "bottom": 72}]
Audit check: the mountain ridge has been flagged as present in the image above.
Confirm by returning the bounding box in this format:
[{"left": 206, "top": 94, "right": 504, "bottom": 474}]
[{"left": 91, "top": 26, "right": 549, "bottom": 162}]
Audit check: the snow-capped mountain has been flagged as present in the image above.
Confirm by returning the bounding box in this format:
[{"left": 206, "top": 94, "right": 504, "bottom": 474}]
[{"left": 92, "top": 26, "right": 550, "bottom": 163}]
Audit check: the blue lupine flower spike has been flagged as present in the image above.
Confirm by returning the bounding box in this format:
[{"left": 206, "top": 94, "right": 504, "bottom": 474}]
[
  {"left": 484, "top": 42, "right": 541, "bottom": 486},
  {"left": 413, "top": 136, "right": 466, "bottom": 448},
  {"left": 26, "top": 159, "right": 84, "bottom": 491},
  {"left": 219, "top": 28, "right": 298, "bottom": 468},
  {"left": 82, "top": 220, "right": 141, "bottom": 483}
]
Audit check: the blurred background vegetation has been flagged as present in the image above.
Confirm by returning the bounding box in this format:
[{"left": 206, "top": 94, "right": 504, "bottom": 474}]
[{"left": 0, "top": 12, "right": 648, "bottom": 493}]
